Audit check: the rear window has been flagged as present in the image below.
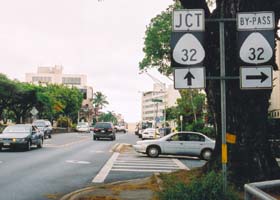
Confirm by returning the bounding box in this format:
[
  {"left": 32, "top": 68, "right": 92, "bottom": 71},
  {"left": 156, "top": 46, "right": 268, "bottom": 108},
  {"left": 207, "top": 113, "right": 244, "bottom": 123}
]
[
  {"left": 33, "top": 121, "right": 46, "bottom": 127},
  {"left": 95, "top": 123, "right": 112, "bottom": 128}
]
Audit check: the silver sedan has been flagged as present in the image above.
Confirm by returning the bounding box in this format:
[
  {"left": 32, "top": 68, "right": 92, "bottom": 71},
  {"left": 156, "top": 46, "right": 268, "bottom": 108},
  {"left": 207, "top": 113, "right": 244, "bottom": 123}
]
[{"left": 133, "top": 131, "right": 215, "bottom": 160}]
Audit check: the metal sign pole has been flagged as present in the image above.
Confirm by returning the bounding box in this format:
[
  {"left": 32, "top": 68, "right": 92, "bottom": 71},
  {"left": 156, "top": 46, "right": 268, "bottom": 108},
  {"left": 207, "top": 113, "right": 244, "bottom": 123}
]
[{"left": 219, "top": 7, "right": 227, "bottom": 193}]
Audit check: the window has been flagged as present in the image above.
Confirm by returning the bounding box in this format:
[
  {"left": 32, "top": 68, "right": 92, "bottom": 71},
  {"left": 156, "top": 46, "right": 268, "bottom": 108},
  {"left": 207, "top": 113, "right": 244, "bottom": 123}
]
[
  {"left": 62, "top": 77, "right": 81, "bottom": 85},
  {"left": 32, "top": 76, "right": 52, "bottom": 83},
  {"left": 185, "top": 133, "right": 205, "bottom": 142}
]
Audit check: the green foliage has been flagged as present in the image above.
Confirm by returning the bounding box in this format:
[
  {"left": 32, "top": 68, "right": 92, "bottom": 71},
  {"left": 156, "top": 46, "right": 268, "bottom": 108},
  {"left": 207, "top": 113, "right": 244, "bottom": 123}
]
[
  {"left": 92, "top": 91, "right": 109, "bottom": 122},
  {"left": 159, "top": 171, "right": 240, "bottom": 200},
  {"left": 98, "top": 111, "right": 118, "bottom": 124},
  {"left": 57, "top": 116, "right": 72, "bottom": 128},
  {"left": 139, "top": 1, "right": 182, "bottom": 76}
]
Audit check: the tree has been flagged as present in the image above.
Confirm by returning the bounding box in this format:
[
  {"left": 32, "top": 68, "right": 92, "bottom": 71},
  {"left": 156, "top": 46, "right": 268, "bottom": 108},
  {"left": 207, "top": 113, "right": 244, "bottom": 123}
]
[
  {"left": 92, "top": 91, "right": 109, "bottom": 121},
  {"left": 98, "top": 111, "right": 118, "bottom": 124},
  {"left": 140, "top": 0, "right": 280, "bottom": 185}
]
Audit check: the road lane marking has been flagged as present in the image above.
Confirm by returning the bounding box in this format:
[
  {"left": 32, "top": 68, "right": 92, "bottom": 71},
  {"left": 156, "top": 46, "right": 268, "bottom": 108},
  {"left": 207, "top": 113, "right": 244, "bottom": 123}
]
[
  {"left": 172, "top": 159, "right": 190, "bottom": 170},
  {"left": 66, "top": 160, "right": 91, "bottom": 164},
  {"left": 111, "top": 169, "right": 172, "bottom": 172},
  {"left": 44, "top": 137, "right": 90, "bottom": 148},
  {"left": 92, "top": 152, "right": 119, "bottom": 183}
]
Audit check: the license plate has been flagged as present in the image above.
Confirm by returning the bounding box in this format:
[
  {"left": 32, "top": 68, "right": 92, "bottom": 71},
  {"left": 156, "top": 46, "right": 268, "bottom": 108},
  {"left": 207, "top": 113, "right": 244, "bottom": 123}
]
[
  {"left": 3, "top": 142, "right": 10, "bottom": 146},
  {"left": 101, "top": 130, "right": 105, "bottom": 133}
]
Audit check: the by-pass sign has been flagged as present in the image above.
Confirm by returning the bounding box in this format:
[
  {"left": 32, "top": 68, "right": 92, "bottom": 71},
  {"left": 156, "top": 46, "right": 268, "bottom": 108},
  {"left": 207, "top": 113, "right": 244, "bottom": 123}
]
[
  {"left": 237, "top": 12, "right": 275, "bottom": 30},
  {"left": 237, "top": 11, "right": 275, "bottom": 65}
]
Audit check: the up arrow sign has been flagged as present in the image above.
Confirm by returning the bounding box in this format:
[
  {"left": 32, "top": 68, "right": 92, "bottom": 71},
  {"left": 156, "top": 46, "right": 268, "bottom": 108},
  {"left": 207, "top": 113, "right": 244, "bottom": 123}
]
[{"left": 184, "top": 71, "right": 195, "bottom": 86}]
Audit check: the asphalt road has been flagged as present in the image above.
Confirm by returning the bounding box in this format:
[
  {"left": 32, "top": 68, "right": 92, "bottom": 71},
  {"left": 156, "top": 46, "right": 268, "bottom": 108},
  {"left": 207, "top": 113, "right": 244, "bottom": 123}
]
[
  {"left": 0, "top": 132, "right": 136, "bottom": 200},
  {"left": 0, "top": 132, "right": 206, "bottom": 200}
]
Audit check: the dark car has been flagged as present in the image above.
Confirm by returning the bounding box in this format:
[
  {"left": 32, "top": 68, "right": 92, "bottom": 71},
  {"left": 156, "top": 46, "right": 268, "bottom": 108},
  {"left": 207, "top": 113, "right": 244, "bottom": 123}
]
[
  {"left": 32, "top": 120, "right": 53, "bottom": 139},
  {"left": 93, "top": 122, "right": 116, "bottom": 141},
  {"left": 0, "top": 124, "right": 44, "bottom": 151}
]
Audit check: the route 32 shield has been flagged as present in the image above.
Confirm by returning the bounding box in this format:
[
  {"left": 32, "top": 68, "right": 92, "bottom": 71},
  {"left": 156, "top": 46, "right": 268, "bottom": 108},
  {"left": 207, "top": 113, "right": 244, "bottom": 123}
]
[{"left": 171, "top": 32, "right": 205, "bottom": 67}]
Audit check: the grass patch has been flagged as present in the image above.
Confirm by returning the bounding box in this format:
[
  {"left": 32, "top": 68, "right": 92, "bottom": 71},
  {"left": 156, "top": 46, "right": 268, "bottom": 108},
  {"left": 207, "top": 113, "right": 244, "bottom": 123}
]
[{"left": 158, "top": 169, "right": 241, "bottom": 200}]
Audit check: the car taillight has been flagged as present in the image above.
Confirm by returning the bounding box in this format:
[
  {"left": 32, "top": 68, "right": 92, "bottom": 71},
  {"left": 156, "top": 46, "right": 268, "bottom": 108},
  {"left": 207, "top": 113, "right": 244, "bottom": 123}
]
[
  {"left": 94, "top": 128, "right": 99, "bottom": 132},
  {"left": 108, "top": 128, "right": 113, "bottom": 132}
]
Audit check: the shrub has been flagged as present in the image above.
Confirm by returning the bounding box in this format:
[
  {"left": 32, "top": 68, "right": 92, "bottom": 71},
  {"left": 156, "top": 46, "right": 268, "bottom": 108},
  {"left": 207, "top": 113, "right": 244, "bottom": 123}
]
[
  {"left": 159, "top": 171, "right": 240, "bottom": 200},
  {"left": 57, "top": 116, "right": 72, "bottom": 128}
]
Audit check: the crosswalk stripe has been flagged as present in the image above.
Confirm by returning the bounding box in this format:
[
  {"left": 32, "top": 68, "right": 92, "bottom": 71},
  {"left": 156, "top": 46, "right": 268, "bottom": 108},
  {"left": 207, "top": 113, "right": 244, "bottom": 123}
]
[
  {"left": 112, "top": 165, "right": 179, "bottom": 169},
  {"left": 114, "top": 163, "right": 178, "bottom": 167},
  {"left": 111, "top": 169, "right": 172, "bottom": 172}
]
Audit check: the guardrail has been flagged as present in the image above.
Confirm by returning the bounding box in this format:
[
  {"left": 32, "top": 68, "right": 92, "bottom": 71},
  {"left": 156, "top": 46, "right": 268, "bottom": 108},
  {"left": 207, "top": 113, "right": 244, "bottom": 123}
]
[{"left": 244, "top": 179, "right": 280, "bottom": 200}]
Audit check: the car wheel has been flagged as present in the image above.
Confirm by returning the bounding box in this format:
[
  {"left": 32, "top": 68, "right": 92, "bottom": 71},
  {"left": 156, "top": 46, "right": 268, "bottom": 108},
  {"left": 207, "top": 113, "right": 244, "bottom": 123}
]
[
  {"left": 201, "top": 149, "right": 212, "bottom": 160},
  {"left": 0, "top": 146, "right": 2, "bottom": 151},
  {"left": 93, "top": 136, "right": 96, "bottom": 140},
  {"left": 147, "top": 146, "right": 160, "bottom": 158},
  {"left": 37, "top": 138, "right": 43, "bottom": 148},
  {"left": 48, "top": 134, "right": 52, "bottom": 139},
  {"left": 25, "top": 140, "right": 31, "bottom": 151}
]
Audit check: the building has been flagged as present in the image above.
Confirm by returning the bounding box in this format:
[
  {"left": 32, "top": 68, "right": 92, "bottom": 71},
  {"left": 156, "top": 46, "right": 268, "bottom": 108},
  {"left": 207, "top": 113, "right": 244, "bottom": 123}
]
[
  {"left": 269, "top": 39, "right": 280, "bottom": 118},
  {"left": 26, "top": 65, "right": 94, "bottom": 122},
  {"left": 141, "top": 83, "right": 180, "bottom": 124}
]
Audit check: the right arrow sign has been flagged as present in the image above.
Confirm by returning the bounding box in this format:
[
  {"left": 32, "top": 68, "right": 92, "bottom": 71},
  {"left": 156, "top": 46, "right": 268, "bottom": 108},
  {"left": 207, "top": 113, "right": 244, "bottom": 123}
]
[{"left": 240, "top": 66, "right": 272, "bottom": 89}]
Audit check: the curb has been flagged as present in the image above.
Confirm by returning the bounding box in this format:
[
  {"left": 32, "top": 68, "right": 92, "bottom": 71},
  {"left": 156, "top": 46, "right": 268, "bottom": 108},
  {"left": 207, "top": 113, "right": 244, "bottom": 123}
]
[{"left": 60, "top": 177, "right": 151, "bottom": 200}]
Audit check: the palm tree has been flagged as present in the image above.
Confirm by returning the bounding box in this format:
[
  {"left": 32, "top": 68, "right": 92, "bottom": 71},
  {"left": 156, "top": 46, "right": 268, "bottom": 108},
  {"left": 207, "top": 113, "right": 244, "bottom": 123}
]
[{"left": 92, "top": 92, "right": 109, "bottom": 122}]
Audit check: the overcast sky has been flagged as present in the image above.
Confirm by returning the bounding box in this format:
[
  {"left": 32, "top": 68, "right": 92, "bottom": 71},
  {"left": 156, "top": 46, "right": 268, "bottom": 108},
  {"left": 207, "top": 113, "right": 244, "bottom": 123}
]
[{"left": 0, "top": 0, "right": 174, "bottom": 122}]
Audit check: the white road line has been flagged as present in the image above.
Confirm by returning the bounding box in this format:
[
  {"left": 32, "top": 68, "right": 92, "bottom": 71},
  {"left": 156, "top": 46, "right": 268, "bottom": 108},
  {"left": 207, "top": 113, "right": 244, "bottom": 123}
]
[
  {"left": 172, "top": 159, "right": 190, "bottom": 170},
  {"left": 92, "top": 152, "right": 119, "bottom": 183},
  {"left": 111, "top": 169, "right": 172, "bottom": 172},
  {"left": 66, "top": 160, "right": 91, "bottom": 165},
  {"left": 114, "top": 163, "right": 178, "bottom": 167},
  {"left": 116, "top": 159, "right": 173, "bottom": 164},
  {"left": 112, "top": 165, "right": 179, "bottom": 169}
]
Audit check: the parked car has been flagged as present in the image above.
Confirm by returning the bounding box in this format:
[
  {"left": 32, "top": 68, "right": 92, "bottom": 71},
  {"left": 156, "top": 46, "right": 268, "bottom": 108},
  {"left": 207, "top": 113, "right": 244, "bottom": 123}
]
[
  {"left": 0, "top": 124, "right": 44, "bottom": 151},
  {"left": 141, "top": 128, "right": 160, "bottom": 140},
  {"left": 93, "top": 122, "right": 116, "bottom": 140},
  {"left": 115, "top": 124, "right": 126, "bottom": 133},
  {"left": 133, "top": 131, "right": 215, "bottom": 160},
  {"left": 32, "top": 119, "right": 53, "bottom": 139},
  {"left": 76, "top": 122, "right": 90, "bottom": 133}
]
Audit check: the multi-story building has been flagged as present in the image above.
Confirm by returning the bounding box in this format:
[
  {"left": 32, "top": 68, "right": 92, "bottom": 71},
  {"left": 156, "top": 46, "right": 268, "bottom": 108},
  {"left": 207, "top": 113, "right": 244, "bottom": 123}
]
[
  {"left": 141, "top": 83, "right": 180, "bottom": 124},
  {"left": 26, "top": 65, "right": 93, "bottom": 122},
  {"left": 269, "top": 40, "right": 280, "bottom": 118}
]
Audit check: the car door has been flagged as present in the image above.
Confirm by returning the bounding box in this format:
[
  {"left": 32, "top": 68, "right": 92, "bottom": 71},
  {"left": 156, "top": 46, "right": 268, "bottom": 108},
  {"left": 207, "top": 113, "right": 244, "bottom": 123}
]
[
  {"left": 31, "top": 126, "right": 40, "bottom": 144},
  {"left": 161, "top": 133, "right": 187, "bottom": 155},
  {"left": 183, "top": 133, "right": 206, "bottom": 156}
]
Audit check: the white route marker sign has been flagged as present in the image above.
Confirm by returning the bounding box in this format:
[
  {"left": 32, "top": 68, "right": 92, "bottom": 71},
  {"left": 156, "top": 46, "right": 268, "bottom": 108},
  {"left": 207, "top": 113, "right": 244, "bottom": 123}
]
[
  {"left": 240, "top": 66, "right": 272, "bottom": 89},
  {"left": 237, "top": 12, "right": 275, "bottom": 30},
  {"left": 173, "top": 9, "right": 205, "bottom": 32},
  {"left": 174, "top": 67, "right": 205, "bottom": 89}
]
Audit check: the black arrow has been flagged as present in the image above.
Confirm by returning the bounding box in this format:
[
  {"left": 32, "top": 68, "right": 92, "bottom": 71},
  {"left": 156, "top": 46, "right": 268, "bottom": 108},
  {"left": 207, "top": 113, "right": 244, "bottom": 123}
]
[
  {"left": 246, "top": 72, "right": 268, "bottom": 83},
  {"left": 184, "top": 71, "right": 195, "bottom": 86}
]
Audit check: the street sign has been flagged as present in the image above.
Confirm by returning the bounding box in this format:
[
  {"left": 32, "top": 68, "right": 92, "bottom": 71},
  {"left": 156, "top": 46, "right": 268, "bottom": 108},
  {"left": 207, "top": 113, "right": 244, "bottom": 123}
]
[
  {"left": 240, "top": 66, "right": 272, "bottom": 89},
  {"left": 238, "top": 31, "right": 274, "bottom": 64},
  {"left": 173, "top": 9, "right": 205, "bottom": 32},
  {"left": 172, "top": 33, "right": 205, "bottom": 65},
  {"left": 174, "top": 67, "right": 205, "bottom": 89},
  {"left": 237, "top": 11, "right": 275, "bottom": 65},
  {"left": 237, "top": 12, "right": 275, "bottom": 31},
  {"left": 171, "top": 9, "right": 205, "bottom": 68},
  {"left": 30, "top": 107, "right": 38, "bottom": 116}
]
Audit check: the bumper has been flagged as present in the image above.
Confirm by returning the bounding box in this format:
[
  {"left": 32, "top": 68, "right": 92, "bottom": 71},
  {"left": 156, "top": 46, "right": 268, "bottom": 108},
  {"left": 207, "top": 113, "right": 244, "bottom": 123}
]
[
  {"left": 0, "top": 141, "right": 28, "bottom": 148},
  {"left": 133, "top": 144, "right": 147, "bottom": 153},
  {"left": 94, "top": 133, "right": 114, "bottom": 138}
]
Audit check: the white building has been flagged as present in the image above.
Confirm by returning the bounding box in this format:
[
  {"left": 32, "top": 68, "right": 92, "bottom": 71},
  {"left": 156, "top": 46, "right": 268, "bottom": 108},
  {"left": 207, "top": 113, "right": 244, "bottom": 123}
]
[
  {"left": 141, "top": 83, "right": 180, "bottom": 123},
  {"left": 25, "top": 65, "right": 93, "bottom": 101},
  {"left": 269, "top": 40, "right": 280, "bottom": 118}
]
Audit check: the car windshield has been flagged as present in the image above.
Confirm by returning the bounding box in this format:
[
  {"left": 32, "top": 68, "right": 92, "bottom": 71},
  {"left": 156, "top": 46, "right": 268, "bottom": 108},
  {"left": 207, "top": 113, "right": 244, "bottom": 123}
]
[
  {"left": 95, "top": 123, "right": 111, "bottom": 128},
  {"left": 33, "top": 121, "right": 46, "bottom": 127},
  {"left": 78, "top": 122, "right": 88, "bottom": 126},
  {"left": 3, "top": 125, "right": 31, "bottom": 134}
]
